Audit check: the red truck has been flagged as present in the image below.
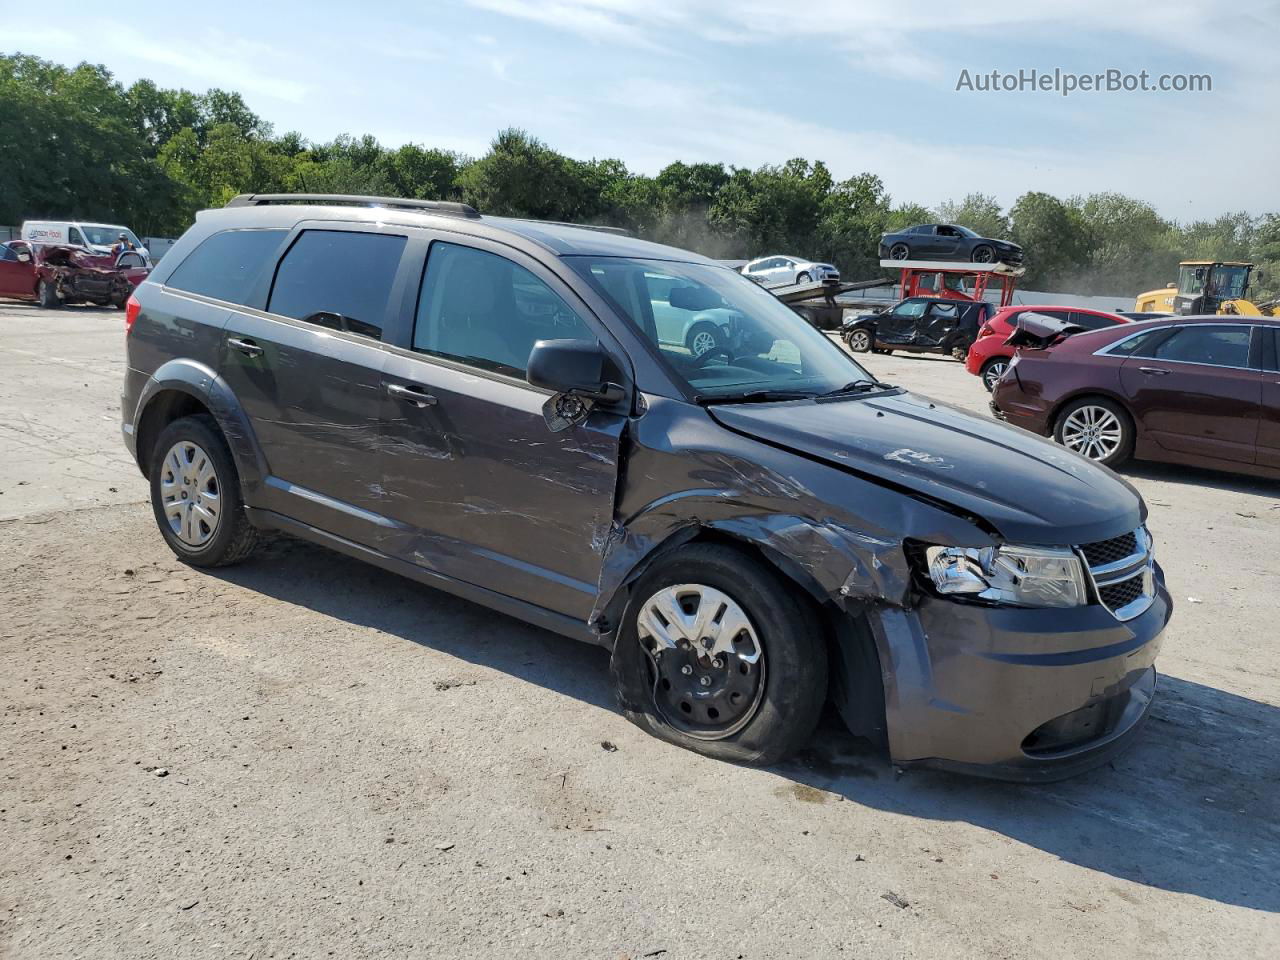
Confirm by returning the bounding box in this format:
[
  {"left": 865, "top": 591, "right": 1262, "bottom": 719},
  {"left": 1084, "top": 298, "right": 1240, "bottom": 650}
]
[{"left": 0, "top": 240, "right": 150, "bottom": 308}]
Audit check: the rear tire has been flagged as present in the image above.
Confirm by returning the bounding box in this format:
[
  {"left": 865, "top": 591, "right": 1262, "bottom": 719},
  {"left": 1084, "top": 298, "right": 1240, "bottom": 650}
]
[
  {"left": 37, "top": 279, "right": 58, "bottom": 309},
  {"left": 889, "top": 243, "right": 910, "bottom": 260},
  {"left": 844, "top": 327, "right": 872, "bottom": 352},
  {"left": 950, "top": 344, "right": 968, "bottom": 361},
  {"left": 149, "top": 414, "right": 258, "bottom": 567},
  {"left": 1053, "top": 397, "right": 1134, "bottom": 467},
  {"left": 611, "top": 544, "right": 827, "bottom": 766},
  {"left": 685, "top": 321, "right": 723, "bottom": 359},
  {"left": 980, "top": 357, "right": 1009, "bottom": 392}
]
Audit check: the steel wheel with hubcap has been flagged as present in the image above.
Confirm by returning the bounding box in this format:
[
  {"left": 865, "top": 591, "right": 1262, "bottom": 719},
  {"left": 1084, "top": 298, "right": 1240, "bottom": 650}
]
[
  {"left": 981, "top": 359, "right": 1008, "bottom": 390},
  {"left": 685, "top": 322, "right": 722, "bottom": 359},
  {"left": 637, "top": 584, "right": 766, "bottom": 739},
  {"left": 159, "top": 440, "right": 221, "bottom": 547},
  {"left": 609, "top": 543, "right": 827, "bottom": 765},
  {"left": 149, "top": 414, "right": 259, "bottom": 566},
  {"left": 1054, "top": 398, "right": 1133, "bottom": 466}
]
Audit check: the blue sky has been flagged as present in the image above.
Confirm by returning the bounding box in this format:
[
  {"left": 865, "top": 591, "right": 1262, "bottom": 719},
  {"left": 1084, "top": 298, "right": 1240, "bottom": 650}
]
[{"left": 4, "top": 0, "right": 1277, "bottom": 220}]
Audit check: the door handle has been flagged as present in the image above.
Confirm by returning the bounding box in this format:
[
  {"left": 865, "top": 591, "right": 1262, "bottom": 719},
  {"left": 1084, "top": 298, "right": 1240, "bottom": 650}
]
[
  {"left": 227, "top": 336, "right": 263, "bottom": 358},
  {"left": 1138, "top": 366, "right": 1170, "bottom": 376},
  {"left": 385, "top": 382, "right": 437, "bottom": 407}
]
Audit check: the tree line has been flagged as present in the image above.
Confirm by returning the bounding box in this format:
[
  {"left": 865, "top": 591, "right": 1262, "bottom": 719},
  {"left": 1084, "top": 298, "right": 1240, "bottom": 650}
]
[{"left": 3, "top": 53, "right": 1277, "bottom": 299}]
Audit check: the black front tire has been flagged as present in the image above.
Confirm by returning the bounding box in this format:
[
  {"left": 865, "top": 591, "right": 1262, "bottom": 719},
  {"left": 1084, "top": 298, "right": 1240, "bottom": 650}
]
[
  {"left": 149, "top": 414, "right": 258, "bottom": 567},
  {"left": 37, "top": 280, "right": 58, "bottom": 308},
  {"left": 971, "top": 245, "right": 995, "bottom": 263},
  {"left": 684, "top": 321, "right": 724, "bottom": 358},
  {"left": 611, "top": 544, "right": 827, "bottom": 766},
  {"left": 1052, "top": 397, "right": 1135, "bottom": 468}
]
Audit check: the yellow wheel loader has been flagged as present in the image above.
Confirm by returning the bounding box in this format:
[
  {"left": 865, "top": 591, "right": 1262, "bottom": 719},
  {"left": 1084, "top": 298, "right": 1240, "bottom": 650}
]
[{"left": 1134, "top": 261, "right": 1276, "bottom": 316}]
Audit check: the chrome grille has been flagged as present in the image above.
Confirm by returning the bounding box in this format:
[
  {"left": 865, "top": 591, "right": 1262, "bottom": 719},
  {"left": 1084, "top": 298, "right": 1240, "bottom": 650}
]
[{"left": 1078, "top": 527, "right": 1155, "bottom": 621}]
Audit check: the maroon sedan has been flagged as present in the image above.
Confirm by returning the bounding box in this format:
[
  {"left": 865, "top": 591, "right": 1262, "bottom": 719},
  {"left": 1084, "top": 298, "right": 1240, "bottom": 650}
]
[
  {"left": 992, "top": 315, "right": 1280, "bottom": 479},
  {"left": 0, "top": 240, "right": 149, "bottom": 308}
]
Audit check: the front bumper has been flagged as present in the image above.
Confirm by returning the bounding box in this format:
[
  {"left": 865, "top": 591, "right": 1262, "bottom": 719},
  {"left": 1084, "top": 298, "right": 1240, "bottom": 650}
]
[{"left": 869, "top": 574, "right": 1171, "bottom": 782}]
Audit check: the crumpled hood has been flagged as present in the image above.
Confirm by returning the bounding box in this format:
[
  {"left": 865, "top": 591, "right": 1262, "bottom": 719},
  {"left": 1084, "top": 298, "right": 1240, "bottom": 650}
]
[{"left": 708, "top": 390, "right": 1145, "bottom": 546}]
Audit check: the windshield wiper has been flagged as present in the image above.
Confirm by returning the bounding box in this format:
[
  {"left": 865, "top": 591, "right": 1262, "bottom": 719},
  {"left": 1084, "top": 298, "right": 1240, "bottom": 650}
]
[
  {"left": 817, "top": 379, "right": 893, "bottom": 398},
  {"left": 695, "top": 389, "right": 817, "bottom": 405}
]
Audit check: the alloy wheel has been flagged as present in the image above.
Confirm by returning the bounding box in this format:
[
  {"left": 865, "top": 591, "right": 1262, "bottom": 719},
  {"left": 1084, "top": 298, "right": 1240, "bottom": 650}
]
[
  {"left": 972, "top": 245, "right": 994, "bottom": 263},
  {"left": 847, "top": 329, "right": 871, "bottom": 352},
  {"left": 983, "top": 360, "right": 1008, "bottom": 389},
  {"left": 889, "top": 243, "right": 909, "bottom": 260},
  {"left": 159, "top": 440, "right": 221, "bottom": 546},
  {"left": 1060, "top": 405, "right": 1123, "bottom": 461},
  {"left": 636, "top": 583, "right": 766, "bottom": 740},
  {"left": 689, "top": 330, "right": 718, "bottom": 357}
]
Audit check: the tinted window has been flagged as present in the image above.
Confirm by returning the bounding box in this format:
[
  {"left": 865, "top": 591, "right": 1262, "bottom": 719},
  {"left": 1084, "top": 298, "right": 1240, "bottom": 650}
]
[
  {"left": 1150, "top": 325, "right": 1252, "bottom": 368},
  {"left": 268, "top": 230, "right": 406, "bottom": 341},
  {"left": 1069, "top": 311, "right": 1119, "bottom": 331},
  {"left": 413, "top": 242, "right": 593, "bottom": 377},
  {"left": 168, "top": 229, "right": 288, "bottom": 304},
  {"left": 1106, "top": 328, "right": 1170, "bottom": 357}
]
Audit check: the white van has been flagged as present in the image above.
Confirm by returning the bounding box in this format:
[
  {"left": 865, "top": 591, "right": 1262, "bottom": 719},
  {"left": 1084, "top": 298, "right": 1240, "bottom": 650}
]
[{"left": 21, "top": 221, "right": 152, "bottom": 264}]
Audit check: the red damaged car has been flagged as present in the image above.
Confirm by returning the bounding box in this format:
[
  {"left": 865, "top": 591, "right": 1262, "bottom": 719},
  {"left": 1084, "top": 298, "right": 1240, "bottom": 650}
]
[
  {"left": 0, "top": 240, "right": 149, "bottom": 308},
  {"left": 992, "top": 313, "right": 1280, "bottom": 479},
  {"left": 966, "top": 304, "right": 1131, "bottom": 391}
]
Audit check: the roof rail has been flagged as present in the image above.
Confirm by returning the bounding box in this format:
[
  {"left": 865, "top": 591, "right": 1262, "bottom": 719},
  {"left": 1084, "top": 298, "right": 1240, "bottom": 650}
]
[
  {"left": 507, "top": 217, "right": 631, "bottom": 237},
  {"left": 225, "top": 193, "right": 481, "bottom": 219}
]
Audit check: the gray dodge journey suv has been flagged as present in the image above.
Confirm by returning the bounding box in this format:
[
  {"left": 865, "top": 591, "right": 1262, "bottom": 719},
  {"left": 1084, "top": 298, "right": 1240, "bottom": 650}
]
[{"left": 121, "top": 193, "right": 1172, "bottom": 780}]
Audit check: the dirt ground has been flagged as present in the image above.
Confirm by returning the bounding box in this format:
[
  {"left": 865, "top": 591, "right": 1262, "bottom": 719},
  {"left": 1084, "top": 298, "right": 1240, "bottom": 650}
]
[{"left": 1, "top": 302, "right": 1277, "bottom": 959}]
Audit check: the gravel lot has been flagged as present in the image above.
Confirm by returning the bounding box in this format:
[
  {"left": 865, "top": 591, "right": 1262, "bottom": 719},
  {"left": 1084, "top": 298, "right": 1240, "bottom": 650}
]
[{"left": 1, "top": 302, "right": 1277, "bottom": 959}]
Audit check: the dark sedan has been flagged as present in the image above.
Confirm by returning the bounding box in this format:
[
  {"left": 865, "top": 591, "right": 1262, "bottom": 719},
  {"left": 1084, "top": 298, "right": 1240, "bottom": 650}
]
[
  {"left": 879, "top": 224, "right": 1023, "bottom": 265},
  {"left": 992, "top": 315, "right": 1280, "bottom": 479}
]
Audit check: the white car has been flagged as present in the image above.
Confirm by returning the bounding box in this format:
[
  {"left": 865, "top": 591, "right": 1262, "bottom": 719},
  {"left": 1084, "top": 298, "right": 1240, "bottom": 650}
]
[{"left": 740, "top": 255, "right": 839, "bottom": 287}]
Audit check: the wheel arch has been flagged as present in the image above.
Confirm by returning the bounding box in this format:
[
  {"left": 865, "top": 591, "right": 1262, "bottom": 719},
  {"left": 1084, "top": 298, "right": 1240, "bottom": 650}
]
[
  {"left": 132, "top": 359, "right": 266, "bottom": 492},
  {"left": 597, "top": 523, "right": 890, "bottom": 751},
  {"left": 1048, "top": 387, "right": 1136, "bottom": 436}
]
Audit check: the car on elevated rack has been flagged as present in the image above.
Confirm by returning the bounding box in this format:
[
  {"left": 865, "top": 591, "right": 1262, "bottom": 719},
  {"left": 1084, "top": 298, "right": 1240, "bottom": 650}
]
[
  {"left": 879, "top": 224, "right": 1023, "bottom": 266},
  {"left": 966, "top": 304, "right": 1131, "bottom": 391},
  {"left": 740, "top": 255, "right": 839, "bottom": 287},
  {"left": 121, "top": 192, "right": 1170, "bottom": 781},
  {"left": 842, "top": 296, "right": 996, "bottom": 359},
  {"left": 992, "top": 314, "right": 1280, "bottom": 477}
]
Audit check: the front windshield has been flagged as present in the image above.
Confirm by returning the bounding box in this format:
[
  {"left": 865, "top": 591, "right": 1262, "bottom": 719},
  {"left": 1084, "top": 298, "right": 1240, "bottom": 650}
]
[
  {"left": 81, "top": 225, "right": 141, "bottom": 248},
  {"left": 566, "top": 257, "right": 873, "bottom": 400},
  {"left": 1178, "top": 265, "right": 1206, "bottom": 296},
  {"left": 954, "top": 225, "right": 980, "bottom": 238}
]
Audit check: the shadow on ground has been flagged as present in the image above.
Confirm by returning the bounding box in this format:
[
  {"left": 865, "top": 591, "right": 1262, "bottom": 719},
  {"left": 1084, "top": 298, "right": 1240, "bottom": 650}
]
[{"left": 214, "top": 534, "right": 1280, "bottom": 913}]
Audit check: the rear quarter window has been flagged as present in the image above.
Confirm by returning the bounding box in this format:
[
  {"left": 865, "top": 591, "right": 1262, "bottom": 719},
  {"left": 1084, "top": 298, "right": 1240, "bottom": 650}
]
[{"left": 166, "top": 229, "right": 288, "bottom": 304}]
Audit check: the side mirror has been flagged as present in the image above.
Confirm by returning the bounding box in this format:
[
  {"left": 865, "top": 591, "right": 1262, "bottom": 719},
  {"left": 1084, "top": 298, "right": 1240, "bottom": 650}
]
[{"left": 527, "top": 339, "right": 622, "bottom": 432}]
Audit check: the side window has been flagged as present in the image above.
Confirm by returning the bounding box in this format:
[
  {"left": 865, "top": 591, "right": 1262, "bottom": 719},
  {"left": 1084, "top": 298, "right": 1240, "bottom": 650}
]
[
  {"left": 268, "top": 230, "right": 407, "bottom": 342},
  {"left": 168, "top": 229, "right": 288, "bottom": 304},
  {"left": 937, "top": 226, "right": 957, "bottom": 237},
  {"left": 1106, "top": 329, "right": 1171, "bottom": 358},
  {"left": 894, "top": 300, "right": 928, "bottom": 318},
  {"left": 929, "top": 303, "right": 959, "bottom": 318},
  {"left": 1150, "top": 325, "right": 1252, "bottom": 369},
  {"left": 69, "top": 227, "right": 86, "bottom": 246},
  {"left": 0, "top": 244, "right": 14, "bottom": 262},
  {"left": 413, "top": 242, "right": 593, "bottom": 378},
  {"left": 1069, "top": 311, "right": 1117, "bottom": 331}
]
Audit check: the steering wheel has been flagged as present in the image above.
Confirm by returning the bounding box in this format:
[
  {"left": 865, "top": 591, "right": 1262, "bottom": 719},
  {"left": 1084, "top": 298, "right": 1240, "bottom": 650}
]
[{"left": 690, "top": 346, "right": 733, "bottom": 368}]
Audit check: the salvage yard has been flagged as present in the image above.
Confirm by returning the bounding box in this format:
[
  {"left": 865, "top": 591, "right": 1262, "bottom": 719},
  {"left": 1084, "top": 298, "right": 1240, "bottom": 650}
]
[{"left": 1, "top": 303, "right": 1277, "bottom": 958}]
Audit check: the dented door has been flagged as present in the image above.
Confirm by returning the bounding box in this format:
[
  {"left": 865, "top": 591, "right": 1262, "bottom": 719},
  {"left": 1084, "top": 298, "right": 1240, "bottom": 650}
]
[{"left": 377, "top": 236, "right": 624, "bottom": 620}]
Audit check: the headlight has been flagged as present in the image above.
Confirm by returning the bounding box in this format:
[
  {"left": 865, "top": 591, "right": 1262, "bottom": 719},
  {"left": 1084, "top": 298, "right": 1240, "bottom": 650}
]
[{"left": 923, "top": 544, "right": 1087, "bottom": 608}]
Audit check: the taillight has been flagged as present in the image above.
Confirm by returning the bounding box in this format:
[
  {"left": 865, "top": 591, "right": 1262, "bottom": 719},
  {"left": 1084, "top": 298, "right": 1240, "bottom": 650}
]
[
  {"left": 124, "top": 296, "right": 140, "bottom": 335},
  {"left": 979, "top": 322, "right": 994, "bottom": 338}
]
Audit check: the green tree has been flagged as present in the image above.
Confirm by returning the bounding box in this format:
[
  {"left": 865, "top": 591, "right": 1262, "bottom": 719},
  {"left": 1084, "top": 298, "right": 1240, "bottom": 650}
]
[
  {"left": 935, "top": 192, "right": 1009, "bottom": 239},
  {"left": 1009, "top": 192, "right": 1091, "bottom": 290}
]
